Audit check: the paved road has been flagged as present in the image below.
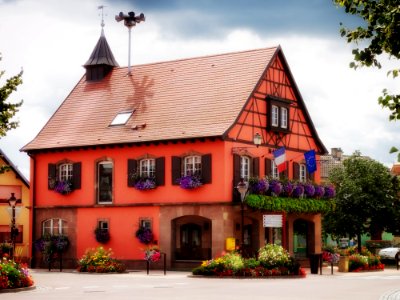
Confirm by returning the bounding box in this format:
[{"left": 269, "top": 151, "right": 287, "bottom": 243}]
[{"left": 4, "top": 266, "right": 400, "bottom": 300}]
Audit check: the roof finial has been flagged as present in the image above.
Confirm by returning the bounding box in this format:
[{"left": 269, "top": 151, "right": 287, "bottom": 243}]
[{"left": 98, "top": 5, "right": 106, "bottom": 36}]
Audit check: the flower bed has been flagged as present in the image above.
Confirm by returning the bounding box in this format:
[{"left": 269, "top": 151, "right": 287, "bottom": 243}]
[
  {"left": 77, "top": 247, "right": 126, "bottom": 273},
  {"left": 192, "top": 244, "right": 306, "bottom": 278},
  {"left": 0, "top": 258, "right": 34, "bottom": 290}
]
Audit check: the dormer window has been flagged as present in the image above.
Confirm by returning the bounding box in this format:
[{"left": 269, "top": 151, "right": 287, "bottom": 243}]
[
  {"left": 267, "top": 96, "right": 290, "bottom": 132},
  {"left": 110, "top": 110, "right": 133, "bottom": 126}
]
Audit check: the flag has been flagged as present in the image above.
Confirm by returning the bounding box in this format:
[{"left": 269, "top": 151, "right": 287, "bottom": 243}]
[
  {"left": 273, "top": 147, "right": 287, "bottom": 172},
  {"left": 304, "top": 150, "right": 317, "bottom": 174}
]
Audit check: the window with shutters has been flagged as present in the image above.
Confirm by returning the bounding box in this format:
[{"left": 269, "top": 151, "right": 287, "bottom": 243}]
[
  {"left": 128, "top": 156, "right": 165, "bottom": 189},
  {"left": 172, "top": 154, "right": 212, "bottom": 186},
  {"left": 48, "top": 160, "right": 81, "bottom": 194}
]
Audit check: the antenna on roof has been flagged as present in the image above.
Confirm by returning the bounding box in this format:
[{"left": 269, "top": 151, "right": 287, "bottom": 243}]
[
  {"left": 115, "top": 11, "right": 145, "bottom": 76},
  {"left": 98, "top": 5, "right": 107, "bottom": 36}
]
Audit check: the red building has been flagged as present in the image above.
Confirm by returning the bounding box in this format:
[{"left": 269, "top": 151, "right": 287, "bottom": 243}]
[{"left": 22, "top": 29, "right": 327, "bottom": 269}]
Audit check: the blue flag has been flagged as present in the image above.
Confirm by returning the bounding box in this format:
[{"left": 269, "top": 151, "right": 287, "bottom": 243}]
[{"left": 304, "top": 150, "right": 317, "bottom": 174}]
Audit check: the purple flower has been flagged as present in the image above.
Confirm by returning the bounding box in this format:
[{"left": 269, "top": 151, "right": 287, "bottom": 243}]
[
  {"left": 314, "top": 186, "right": 325, "bottom": 198},
  {"left": 303, "top": 183, "right": 315, "bottom": 197},
  {"left": 136, "top": 228, "right": 154, "bottom": 244},
  {"left": 292, "top": 184, "right": 304, "bottom": 198},
  {"left": 54, "top": 181, "right": 72, "bottom": 194},
  {"left": 324, "top": 185, "right": 336, "bottom": 198},
  {"left": 250, "top": 179, "right": 269, "bottom": 194},
  {"left": 178, "top": 175, "right": 202, "bottom": 189},
  {"left": 283, "top": 181, "right": 294, "bottom": 197},
  {"left": 134, "top": 178, "right": 156, "bottom": 190},
  {"left": 269, "top": 180, "right": 282, "bottom": 196}
]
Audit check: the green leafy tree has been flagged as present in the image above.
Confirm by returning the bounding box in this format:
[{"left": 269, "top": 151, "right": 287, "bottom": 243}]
[
  {"left": 334, "top": 0, "right": 400, "bottom": 160},
  {"left": 0, "top": 53, "right": 23, "bottom": 173},
  {"left": 323, "top": 152, "right": 399, "bottom": 252}
]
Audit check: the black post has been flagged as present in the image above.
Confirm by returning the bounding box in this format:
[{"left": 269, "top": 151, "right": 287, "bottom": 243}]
[
  {"left": 146, "top": 260, "right": 149, "bottom": 275},
  {"left": 60, "top": 252, "right": 63, "bottom": 272},
  {"left": 163, "top": 252, "right": 166, "bottom": 275},
  {"left": 241, "top": 201, "right": 244, "bottom": 256}
]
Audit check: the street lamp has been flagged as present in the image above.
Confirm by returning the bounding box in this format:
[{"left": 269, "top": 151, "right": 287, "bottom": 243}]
[
  {"left": 8, "top": 193, "right": 17, "bottom": 259},
  {"left": 236, "top": 179, "right": 248, "bottom": 256}
]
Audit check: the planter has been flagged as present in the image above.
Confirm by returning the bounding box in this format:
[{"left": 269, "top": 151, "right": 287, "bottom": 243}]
[{"left": 338, "top": 256, "right": 349, "bottom": 272}]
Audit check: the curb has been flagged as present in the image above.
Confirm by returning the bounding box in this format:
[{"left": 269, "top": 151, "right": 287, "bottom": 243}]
[{"left": 0, "top": 285, "right": 36, "bottom": 293}]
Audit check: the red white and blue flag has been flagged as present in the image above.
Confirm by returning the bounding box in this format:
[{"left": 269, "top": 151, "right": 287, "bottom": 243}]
[{"left": 273, "top": 147, "right": 287, "bottom": 172}]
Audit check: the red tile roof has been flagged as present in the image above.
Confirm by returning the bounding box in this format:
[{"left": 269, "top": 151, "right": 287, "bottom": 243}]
[{"left": 22, "top": 46, "right": 278, "bottom": 151}]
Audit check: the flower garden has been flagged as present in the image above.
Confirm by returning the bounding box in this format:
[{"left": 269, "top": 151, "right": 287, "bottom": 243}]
[
  {"left": 0, "top": 257, "right": 34, "bottom": 290},
  {"left": 76, "top": 247, "right": 126, "bottom": 273},
  {"left": 323, "top": 245, "right": 384, "bottom": 272},
  {"left": 192, "top": 244, "right": 306, "bottom": 278}
]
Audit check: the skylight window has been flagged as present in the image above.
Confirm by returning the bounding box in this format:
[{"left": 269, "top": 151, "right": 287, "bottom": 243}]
[{"left": 110, "top": 110, "right": 133, "bottom": 126}]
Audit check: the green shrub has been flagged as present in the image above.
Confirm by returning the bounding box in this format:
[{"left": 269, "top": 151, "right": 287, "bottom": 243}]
[
  {"left": 244, "top": 257, "right": 260, "bottom": 269},
  {"left": 258, "top": 244, "right": 290, "bottom": 268}
]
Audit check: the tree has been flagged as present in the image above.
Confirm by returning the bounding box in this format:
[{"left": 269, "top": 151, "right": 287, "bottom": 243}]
[
  {"left": 334, "top": 0, "right": 400, "bottom": 160},
  {"left": 0, "top": 53, "right": 23, "bottom": 173},
  {"left": 323, "top": 152, "right": 399, "bottom": 252}
]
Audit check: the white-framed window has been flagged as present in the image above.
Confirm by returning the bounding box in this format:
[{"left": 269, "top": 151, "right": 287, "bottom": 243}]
[
  {"left": 272, "top": 160, "right": 279, "bottom": 179},
  {"left": 98, "top": 220, "right": 109, "bottom": 231},
  {"left": 299, "top": 164, "right": 306, "bottom": 182},
  {"left": 271, "top": 105, "right": 279, "bottom": 127},
  {"left": 97, "top": 161, "right": 113, "bottom": 203},
  {"left": 184, "top": 155, "right": 202, "bottom": 176},
  {"left": 42, "top": 218, "right": 67, "bottom": 236},
  {"left": 281, "top": 107, "right": 288, "bottom": 129},
  {"left": 240, "top": 156, "right": 250, "bottom": 182},
  {"left": 59, "top": 163, "right": 73, "bottom": 182},
  {"left": 110, "top": 110, "right": 133, "bottom": 126},
  {"left": 140, "top": 218, "right": 152, "bottom": 230},
  {"left": 139, "top": 158, "right": 155, "bottom": 178}
]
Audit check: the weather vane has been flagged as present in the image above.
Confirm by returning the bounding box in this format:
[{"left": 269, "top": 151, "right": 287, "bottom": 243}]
[
  {"left": 98, "top": 5, "right": 107, "bottom": 34},
  {"left": 115, "top": 11, "right": 145, "bottom": 75}
]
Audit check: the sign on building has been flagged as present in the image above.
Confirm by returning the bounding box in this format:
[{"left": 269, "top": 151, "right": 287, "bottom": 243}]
[{"left": 263, "top": 214, "right": 283, "bottom": 228}]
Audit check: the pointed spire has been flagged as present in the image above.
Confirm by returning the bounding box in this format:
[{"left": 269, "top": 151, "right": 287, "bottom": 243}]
[{"left": 84, "top": 6, "right": 118, "bottom": 81}]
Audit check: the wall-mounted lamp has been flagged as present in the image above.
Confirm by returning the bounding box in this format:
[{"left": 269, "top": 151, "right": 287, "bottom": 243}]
[{"left": 253, "top": 133, "right": 262, "bottom": 147}]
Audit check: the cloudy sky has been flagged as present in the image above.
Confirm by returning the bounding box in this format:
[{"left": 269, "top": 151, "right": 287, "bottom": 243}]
[{"left": 0, "top": 0, "right": 399, "bottom": 179}]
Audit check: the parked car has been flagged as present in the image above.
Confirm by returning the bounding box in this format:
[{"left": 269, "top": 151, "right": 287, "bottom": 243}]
[{"left": 378, "top": 247, "right": 400, "bottom": 260}]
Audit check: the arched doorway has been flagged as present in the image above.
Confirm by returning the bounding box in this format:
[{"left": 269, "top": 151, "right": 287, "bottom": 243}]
[{"left": 172, "top": 216, "right": 211, "bottom": 261}]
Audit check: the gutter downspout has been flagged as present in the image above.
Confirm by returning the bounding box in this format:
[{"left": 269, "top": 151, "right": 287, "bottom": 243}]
[{"left": 27, "top": 152, "right": 36, "bottom": 268}]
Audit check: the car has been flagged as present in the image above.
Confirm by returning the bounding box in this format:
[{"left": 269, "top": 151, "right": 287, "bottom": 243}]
[{"left": 378, "top": 247, "right": 400, "bottom": 260}]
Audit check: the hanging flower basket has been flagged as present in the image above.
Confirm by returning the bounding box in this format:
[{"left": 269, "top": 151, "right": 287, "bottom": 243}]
[
  {"left": 95, "top": 228, "right": 110, "bottom": 244},
  {"left": 177, "top": 175, "right": 202, "bottom": 189},
  {"left": 135, "top": 227, "right": 154, "bottom": 244}
]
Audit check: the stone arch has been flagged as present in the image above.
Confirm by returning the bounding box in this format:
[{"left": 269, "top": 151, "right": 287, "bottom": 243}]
[{"left": 172, "top": 215, "right": 212, "bottom": 261}]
